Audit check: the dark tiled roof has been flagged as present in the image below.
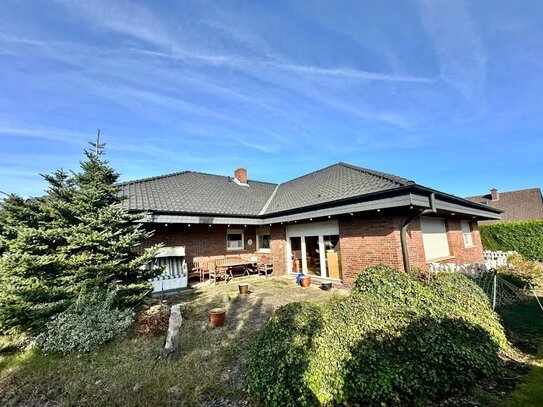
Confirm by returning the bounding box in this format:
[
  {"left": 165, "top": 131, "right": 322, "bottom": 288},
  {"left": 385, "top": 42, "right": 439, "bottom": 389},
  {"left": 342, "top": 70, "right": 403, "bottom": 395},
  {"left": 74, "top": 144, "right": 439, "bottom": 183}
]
[
  {"left": 263, "top": 162, "right": 412, "bottom": 215},
  {"left": 466, "top": 188, "right": 543, "bottom": 223},
  {"left": 119, "top": 163, "right": 413, "bottom": 217},
  {"left": 119, "top": 171, "right": 277, "bottom": 216}
]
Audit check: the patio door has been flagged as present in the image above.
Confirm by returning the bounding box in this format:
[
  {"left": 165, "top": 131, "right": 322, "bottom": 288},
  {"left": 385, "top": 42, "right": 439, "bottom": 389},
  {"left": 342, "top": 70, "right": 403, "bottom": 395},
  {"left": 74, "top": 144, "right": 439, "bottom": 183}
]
[{"left": 286, "top": 220, "right": 341, "bottom": 280}]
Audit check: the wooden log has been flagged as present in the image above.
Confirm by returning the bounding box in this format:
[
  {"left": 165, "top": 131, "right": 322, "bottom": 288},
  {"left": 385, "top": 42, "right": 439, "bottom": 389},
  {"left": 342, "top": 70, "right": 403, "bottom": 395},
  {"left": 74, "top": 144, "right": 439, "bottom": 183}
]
[{"left": 160, "top": 304, "right": 183, "bottom": 358}]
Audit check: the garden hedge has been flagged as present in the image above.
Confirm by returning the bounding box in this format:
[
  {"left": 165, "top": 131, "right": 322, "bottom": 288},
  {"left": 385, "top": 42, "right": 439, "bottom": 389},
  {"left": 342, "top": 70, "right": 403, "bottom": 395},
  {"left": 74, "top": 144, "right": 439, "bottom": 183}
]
[
  {"left": 480, "top": 220, "right": 543, "bottom": 261},
  {"left": 248, "top": 265, "right": 507, "bottom": 406}
]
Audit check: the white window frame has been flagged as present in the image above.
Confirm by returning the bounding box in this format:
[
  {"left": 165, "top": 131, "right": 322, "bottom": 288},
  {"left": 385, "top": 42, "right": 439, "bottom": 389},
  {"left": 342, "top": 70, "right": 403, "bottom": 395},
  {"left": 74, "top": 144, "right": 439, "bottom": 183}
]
[
  {"left": 256, "top": 227, "right": 271, "bottom": 252},
  {"left": 226, "top": 229, "right": 244, "bottom": 251},
  {"left": 420, "top": 217, "right": 451, "bottom": 261},
  {"left": 461, "top": 221, "right": 473, "bottom": 247}
]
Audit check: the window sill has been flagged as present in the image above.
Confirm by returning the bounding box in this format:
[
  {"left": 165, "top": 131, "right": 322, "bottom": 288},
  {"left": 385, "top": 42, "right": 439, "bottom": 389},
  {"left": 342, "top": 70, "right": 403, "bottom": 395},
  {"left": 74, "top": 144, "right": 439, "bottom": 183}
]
[
  {"left": 464, "top": 244, "right": 475, "bottom": 249},
  {"left": 426, "top": 255, "right": 455, "bottom": 263},
  {"left": 227, "top": 247, "right": 244, "bottom": 251},
  {"left": 256, "top": 248, "right": 271, "bottom": 253}
]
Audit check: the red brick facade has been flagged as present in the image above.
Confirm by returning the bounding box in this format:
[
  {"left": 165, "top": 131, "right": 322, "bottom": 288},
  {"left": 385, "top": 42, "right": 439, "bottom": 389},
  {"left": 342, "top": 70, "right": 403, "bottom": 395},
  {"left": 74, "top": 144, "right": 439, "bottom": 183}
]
[
  {"left": 337, "top": 215, "right": 484, "bottom": 285},
  {"left": 143, "top": 213, "right": 484, "bottom": 285},
  {"left": 142, "top": 224, "right": 259, "bottom": 262}
]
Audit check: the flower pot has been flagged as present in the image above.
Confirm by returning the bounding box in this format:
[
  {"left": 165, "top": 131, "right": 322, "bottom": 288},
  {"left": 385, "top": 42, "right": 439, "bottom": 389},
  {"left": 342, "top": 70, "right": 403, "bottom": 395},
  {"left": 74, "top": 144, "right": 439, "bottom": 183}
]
[
  {"left": 238, "top": 283, "right": 249, "bottom": 295},
  {"left": 321, "top": 282, "right": 332, "bottom": 291},
  {"left": 300, "top": 276, "right": 311, "bottom": 288},
  {"left": 208, "top": 308, "right": 226, "bottom": 327}
]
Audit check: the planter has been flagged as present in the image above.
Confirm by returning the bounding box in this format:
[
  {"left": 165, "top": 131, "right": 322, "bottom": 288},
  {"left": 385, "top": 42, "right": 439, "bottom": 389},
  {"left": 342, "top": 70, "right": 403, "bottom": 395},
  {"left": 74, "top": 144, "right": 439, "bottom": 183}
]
[
  {"left": 300, "top": 276, "right": 311, "bottom": 288},
  {"left": 238, "top": 283, "right": 249, "bottom": 295},
  {"left": 208, "top": 308, "right": 226, "bottom": 327},
  {"left": 321, "top": 282, "right": 332, "bottom": 291}
]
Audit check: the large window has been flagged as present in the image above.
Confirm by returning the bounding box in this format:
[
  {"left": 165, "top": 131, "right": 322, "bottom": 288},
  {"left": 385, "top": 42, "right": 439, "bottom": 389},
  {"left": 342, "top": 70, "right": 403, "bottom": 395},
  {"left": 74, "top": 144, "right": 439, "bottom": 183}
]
[
  {"left": 461, "top": 221, "right": 473, "bottom": 247},
  {"left": 227, "top": 229, "right": 244, "bottom": 251},
  {"left": 256, "top": 227, "right": 270, "bottom": 251},
  {"left": 420, "top": 217, "right": 450, "bottom": 261}
]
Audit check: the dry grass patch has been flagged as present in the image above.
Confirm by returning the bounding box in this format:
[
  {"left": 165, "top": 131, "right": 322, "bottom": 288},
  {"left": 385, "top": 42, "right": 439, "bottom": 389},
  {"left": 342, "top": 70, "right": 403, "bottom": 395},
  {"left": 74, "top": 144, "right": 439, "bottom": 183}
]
[{"left": 0, "top": 276, "right": 345, "bottom": 406}]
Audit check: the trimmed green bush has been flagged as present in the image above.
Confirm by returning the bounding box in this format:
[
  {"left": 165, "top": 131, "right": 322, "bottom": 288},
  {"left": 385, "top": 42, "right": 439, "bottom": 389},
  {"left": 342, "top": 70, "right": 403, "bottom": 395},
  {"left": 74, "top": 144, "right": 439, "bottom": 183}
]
[
  {"left": 498, "top": 253, "right": 543, "bottom": 288},
  {"left": 480, "top": 220, "right": 543, "bottom": 261},
  {"left": 34, "top": 290, "right": 133, "bottom": 354},
  {"left": 247, "top": 302, "right": 323, "bottom": 406},
  {"left": 248, "top": 265, "right": 507, "bottom": 406}
]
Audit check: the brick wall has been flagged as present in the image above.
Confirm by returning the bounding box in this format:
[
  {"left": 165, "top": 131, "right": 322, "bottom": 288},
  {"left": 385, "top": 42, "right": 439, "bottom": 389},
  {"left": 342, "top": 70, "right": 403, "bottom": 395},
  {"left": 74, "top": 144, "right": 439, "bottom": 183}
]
[
  {"left": 270, "top": 225, "right": 287, "bottom": 276},
  {"left": 141, "top": 214, "right": 484, "bottom": 284},
  {"left": 336, "top": 215, "right": 484, "bottom": 284},
  {"left": 142, "top": 223, "right": 258, "bottom": 263},
  {"left": 338, "top": 216, "right": 404, "bottom": 285},
  {"left": 406, "top": 218, "right": 484, "bottom": 269},
  {"left": 444, "top": 219, "right": 484, "bottom": 264}
]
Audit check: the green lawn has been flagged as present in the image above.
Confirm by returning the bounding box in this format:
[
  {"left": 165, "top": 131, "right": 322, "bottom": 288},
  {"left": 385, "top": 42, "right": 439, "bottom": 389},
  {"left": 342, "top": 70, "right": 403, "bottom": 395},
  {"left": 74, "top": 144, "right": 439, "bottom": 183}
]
[
  {"left": 498, "top": 297, "right": 543, "bottom": 407},
  {"left": 0, "top": 276, "right": 343, "bottom": 406},
  {"left": 2, "top": 280, "right": 543, "bottom": 406}
]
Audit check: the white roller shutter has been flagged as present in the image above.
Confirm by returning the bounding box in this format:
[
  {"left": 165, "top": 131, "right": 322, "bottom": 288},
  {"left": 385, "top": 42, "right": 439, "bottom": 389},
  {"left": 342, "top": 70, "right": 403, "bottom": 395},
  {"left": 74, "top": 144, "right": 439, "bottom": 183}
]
[{"left": 420, "top": 217, "right": 450, "bottom": 261}]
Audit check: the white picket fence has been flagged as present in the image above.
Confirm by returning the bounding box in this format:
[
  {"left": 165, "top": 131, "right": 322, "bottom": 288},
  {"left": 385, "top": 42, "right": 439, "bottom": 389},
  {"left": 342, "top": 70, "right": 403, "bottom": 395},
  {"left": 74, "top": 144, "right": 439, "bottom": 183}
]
[
  {"left": 483, "top": 250, "right": 516, "bottom": 269},
  {"left": 428, "top": 251, "right": 516, "bottom": 277}
]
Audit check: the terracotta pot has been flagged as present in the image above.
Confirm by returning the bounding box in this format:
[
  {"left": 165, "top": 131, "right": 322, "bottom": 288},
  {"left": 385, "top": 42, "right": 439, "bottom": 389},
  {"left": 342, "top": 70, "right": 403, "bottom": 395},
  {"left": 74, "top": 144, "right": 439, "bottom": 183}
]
[
  {"left": 300, "top": 276, "right": 311, "bottom": 288},
  {"left": 238, "top": 283, "right": 249, "bottom": 295},
  {"left": 208, "top": 308, "right": 226, "bottom": 327}
]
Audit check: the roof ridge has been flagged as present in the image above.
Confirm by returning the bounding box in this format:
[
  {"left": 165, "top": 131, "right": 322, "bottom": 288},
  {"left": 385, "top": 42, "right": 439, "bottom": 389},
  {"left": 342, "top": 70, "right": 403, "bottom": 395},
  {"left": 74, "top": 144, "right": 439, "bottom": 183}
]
[
  {"left": 117, "top": 170, "right": 191, "bottom": 186},
  {"left": 338, "top": 162, "right": 413, "bottom": 186},
  {"left": 278, "top": 162, "right": 343, "bottom": 184},
  {"left": 258, "top": 184, "right": 279, "bottom": 215},
  {"left": 118, "top": 169, "right": 278, "bottom": 186}
]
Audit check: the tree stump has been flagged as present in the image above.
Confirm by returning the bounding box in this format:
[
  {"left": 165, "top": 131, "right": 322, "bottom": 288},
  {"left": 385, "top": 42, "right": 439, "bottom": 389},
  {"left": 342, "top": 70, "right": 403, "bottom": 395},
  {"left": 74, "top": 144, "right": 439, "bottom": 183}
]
[{"left": 160, "top": 304, "right": 183, "bottom": 358}]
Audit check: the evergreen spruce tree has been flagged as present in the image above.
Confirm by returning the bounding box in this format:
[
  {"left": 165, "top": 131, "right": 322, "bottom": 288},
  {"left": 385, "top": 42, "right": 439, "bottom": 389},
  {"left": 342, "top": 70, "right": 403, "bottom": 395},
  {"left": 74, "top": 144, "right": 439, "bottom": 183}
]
[{"left": 0, "top": 138, "right": 161, "bottom": 334}]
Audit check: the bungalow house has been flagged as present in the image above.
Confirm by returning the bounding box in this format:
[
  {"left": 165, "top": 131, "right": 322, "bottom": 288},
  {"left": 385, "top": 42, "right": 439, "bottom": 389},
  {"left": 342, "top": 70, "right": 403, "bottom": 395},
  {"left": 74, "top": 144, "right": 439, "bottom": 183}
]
[{"left": 120, "top": 163, "right": 501, "bottom": 287}]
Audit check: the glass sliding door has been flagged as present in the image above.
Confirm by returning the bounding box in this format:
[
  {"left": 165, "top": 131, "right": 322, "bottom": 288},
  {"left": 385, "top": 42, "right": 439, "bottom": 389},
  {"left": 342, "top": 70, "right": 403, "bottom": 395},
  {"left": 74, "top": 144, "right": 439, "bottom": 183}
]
[
  {"left": 286, "top": 220, "right": 342, "bottom": 280},
  {"left": 304, "top": 236, "right": 321, "bottom": 276},
  {"left": 289, "top": 237, "right": 302, "bottom": 273},
  {"left": 323, "top": 235, "right": 342, "bottom": 280}
]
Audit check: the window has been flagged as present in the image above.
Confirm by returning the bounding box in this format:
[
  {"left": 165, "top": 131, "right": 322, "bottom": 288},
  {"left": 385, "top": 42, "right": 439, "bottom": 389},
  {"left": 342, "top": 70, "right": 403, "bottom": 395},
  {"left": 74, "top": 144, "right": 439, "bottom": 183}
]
[
  {"left": 461, "top": 221, "right": 473, "bottom": 247},
  {"left": 226, "top": 229, "right": 244, "bottom": 250},
  {"left": 420, "top": 217, "right": 450, "bottom": 261},
  {"left": 256, "top": 227, "right": 270, "bottom": 251}
]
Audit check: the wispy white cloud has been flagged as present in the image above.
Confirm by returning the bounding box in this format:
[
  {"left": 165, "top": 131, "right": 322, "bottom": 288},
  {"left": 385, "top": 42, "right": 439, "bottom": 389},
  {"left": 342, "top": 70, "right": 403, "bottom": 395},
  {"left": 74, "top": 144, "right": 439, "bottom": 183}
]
[{"left": 414, "top": 0, "right": 487, "bottom": 99}]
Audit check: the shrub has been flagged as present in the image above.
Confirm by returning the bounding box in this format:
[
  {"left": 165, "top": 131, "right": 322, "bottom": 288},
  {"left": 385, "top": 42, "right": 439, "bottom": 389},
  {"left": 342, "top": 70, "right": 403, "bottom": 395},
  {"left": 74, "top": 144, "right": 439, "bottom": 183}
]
[
  {"left": 247, "top": 302, "right": 323, "bottom": 407},
  {"left": 136, "top": 305, "right": 170, "bottom": 336},
  {"left": 248, "top": 265, "right": 507, "bottom": 406},
  {"left": 498, "top": 253, "right": 543, "bottom": 288},
  {"left": 34, "top": 291, "right": 133, "bottom": 354},
  {"left": 480, "top": 220, "right": 543, "bottom": 261}
]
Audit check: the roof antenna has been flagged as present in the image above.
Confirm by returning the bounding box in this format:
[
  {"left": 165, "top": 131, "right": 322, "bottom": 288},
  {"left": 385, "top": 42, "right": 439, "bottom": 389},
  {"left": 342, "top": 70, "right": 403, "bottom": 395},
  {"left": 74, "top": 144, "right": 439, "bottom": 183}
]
[{"left": 89, "top": 129, "right": 106, "bottom": 158}]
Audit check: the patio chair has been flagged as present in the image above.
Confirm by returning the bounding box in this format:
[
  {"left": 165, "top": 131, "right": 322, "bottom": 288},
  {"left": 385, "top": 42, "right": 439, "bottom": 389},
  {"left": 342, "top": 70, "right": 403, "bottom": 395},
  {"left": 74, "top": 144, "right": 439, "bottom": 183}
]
[
  {"left": 256, "top": 261, "right": 273, "bottom": 278},
  {"left": 189, "top": 260, "right": 207, "bottom": 282},
  {"left": 208, "top": 262, "right": 232, "bottom": 285}
]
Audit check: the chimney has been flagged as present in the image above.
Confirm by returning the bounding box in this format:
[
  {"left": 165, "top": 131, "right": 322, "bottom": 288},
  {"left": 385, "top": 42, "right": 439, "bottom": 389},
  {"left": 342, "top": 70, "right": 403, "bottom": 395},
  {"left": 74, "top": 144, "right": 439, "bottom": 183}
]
[
  {"left": 491, "top": 188, "right": 499, "bottom": 201},
  {"left": 234, "top": 168, "right": 247, "bottom": 184}
]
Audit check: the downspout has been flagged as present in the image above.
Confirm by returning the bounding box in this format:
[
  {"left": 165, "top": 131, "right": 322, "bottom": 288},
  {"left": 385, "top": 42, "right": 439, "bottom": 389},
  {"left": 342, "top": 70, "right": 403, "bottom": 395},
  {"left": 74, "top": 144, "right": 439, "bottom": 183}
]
[{"left": 401, "top": 192, "right": 437, "bottom": 272}]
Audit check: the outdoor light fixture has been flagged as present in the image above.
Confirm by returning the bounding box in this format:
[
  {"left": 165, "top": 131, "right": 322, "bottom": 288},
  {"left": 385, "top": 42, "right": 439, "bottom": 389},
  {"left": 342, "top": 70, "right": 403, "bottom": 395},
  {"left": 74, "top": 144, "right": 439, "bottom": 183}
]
[
  {"left": 188, "top": 224, "right": 191, "bottom": 227},
  {"left": 377, "top": 209, "right": 381, "bottom": 212}
]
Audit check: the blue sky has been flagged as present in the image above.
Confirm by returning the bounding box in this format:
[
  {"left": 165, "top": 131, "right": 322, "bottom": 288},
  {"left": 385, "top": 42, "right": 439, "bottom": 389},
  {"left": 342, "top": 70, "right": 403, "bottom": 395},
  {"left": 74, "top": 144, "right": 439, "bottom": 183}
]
[{"left": 1, "top": 0, "right": 542, "bottom": 198}]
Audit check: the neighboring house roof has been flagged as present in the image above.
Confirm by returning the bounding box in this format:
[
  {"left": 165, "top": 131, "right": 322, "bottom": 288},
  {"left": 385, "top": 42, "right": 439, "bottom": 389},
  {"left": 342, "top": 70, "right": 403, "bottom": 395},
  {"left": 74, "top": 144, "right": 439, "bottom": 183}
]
[
  {"left": 119, "top": 162, "right": 501, "bottom": 224},
  {"left": 465, "top": 188, "right": 543, "bottom": 223}
]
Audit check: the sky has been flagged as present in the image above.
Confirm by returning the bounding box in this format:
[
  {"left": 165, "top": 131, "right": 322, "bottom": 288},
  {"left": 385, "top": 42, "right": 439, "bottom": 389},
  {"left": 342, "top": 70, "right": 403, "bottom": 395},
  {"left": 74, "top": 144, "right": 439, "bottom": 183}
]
[{"left": 1, "top": 0, "right": 542, "bottom": 198}]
